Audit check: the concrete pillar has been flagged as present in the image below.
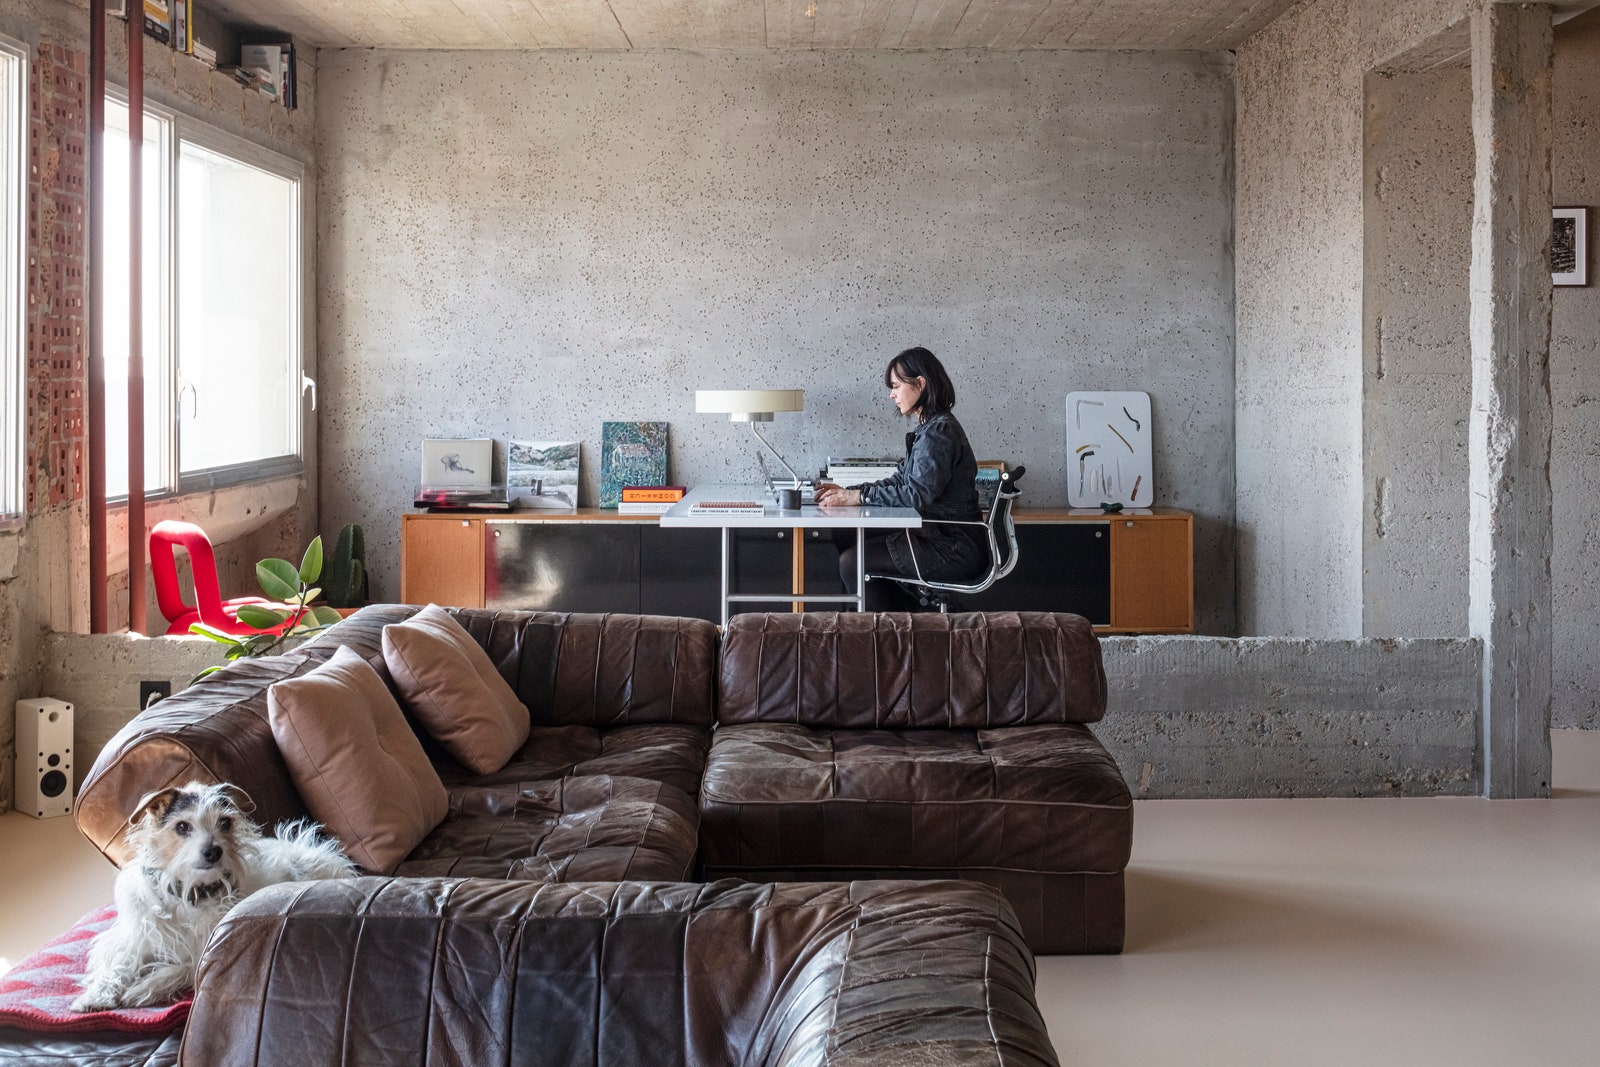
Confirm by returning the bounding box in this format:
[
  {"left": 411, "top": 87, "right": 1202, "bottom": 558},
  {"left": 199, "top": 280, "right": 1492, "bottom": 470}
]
[{"left": 1468, "top": 2, "right": 1554, "bottom": 798}]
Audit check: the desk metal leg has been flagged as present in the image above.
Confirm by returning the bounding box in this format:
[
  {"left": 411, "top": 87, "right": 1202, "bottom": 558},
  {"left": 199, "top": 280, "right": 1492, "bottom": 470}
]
[
  {"left": 720, "top": 526, "right": 731, "bottom": 631},
  {"left": 855, "top": 526, "right": 866, "bottom": 614}
]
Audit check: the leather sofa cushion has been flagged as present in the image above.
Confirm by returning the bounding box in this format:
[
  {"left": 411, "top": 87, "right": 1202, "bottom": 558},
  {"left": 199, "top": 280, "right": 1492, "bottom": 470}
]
[
  {"left": 381, "top": 604, "right": 530, "bottom": 774},
  {"left": 181, "top": 878, "right": 1058, "bottom": 1067},
  {"left": 268, "top": 646, "right": 449, "bottom": 874},
  {"left": 435, "top": 723, "right": 710, "bottom": 801},
  {"left": 313, "top": 605, "right": 718, "bottom": 727},
  {"left": 718, "top": 611, "right": 1107, "bottom": 728},
  {"left": 699, "top": 722, "right": 1132, "bottom": 875},
  {"left": 396, "top": 775, "right": 699, "bottom": 882}
]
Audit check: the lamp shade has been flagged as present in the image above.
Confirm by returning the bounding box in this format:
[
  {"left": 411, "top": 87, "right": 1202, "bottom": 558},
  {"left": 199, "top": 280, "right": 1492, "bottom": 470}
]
[{"left": 695, "top": 389, "right": 804, "bottom": 422}]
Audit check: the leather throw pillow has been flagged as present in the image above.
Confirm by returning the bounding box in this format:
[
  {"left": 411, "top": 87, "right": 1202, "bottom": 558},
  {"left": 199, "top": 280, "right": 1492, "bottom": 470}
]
[
  {"left": 381, "top": 604, "right": 531, "bottom": 775},
  {"left": 268, "top": 645, "right": 449, "bottom": 873}
]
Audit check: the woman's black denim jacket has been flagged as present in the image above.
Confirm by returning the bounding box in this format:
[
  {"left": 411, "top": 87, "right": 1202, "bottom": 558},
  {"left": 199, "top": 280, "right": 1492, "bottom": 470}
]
[{"left": 859, "top": 410, "right": 986, "bottom": 579}]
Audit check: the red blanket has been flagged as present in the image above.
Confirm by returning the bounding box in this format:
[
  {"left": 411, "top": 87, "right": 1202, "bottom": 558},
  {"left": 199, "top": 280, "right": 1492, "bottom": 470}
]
[{"left": 0, "top": 906, "right": 191, "bottom": 1034}]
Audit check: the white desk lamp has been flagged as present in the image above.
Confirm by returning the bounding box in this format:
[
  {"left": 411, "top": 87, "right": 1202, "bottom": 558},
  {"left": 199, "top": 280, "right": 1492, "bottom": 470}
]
[{"left": 695, "top": 388, "right": 807, "bottom": 490}]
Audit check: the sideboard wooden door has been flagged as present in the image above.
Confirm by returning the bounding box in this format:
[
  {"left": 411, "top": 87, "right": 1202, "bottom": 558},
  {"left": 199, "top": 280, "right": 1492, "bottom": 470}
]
[{"left": 401, "top": 515, "right": 485, "bottom": 607}]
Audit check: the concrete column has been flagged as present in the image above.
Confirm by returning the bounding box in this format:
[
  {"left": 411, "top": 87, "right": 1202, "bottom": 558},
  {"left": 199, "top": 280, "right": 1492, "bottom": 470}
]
[{"left": 1468, "top": 2, "right": 1554, "bottom": 798}]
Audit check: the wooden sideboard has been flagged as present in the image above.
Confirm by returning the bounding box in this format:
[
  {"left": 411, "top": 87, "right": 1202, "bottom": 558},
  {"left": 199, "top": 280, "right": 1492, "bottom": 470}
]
[{"left": 400, "top": 506, "right": 1194, "bottom": 634}]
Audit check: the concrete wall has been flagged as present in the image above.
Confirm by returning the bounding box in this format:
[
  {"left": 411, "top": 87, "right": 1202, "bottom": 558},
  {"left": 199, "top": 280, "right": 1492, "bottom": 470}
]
[
  {"left": 1233, "top": 0, "right": 1505, "bottom": 639},
  {"left": 1550, "top": 15, "right": 1600, "bottom": 728},
  {"left": 1355, "top": 19, "right": 1600, "bottom": 730},
  {"left": 1361, "top": 67, "right": 1473, "bottom": 636},
  {"left": 0, "top": 0, "right": 320, "bottom": 813},
  {"left": 316, "top": 49, "right": 1238, "bottom": 633},
  {"left": 1100, "top": 635, "right": 1480, "bottom": 797}
]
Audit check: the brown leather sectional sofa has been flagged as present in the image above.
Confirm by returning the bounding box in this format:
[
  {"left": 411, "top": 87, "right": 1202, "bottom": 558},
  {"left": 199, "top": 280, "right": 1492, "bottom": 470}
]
[{"left": 2, "top": 605, "right": 1129, "bottom": 1065}]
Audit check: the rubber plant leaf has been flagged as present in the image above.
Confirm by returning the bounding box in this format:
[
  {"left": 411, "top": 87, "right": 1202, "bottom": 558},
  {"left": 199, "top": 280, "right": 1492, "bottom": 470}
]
[{"left": 257, "top": 558, "right": 301, "bottom": 601}]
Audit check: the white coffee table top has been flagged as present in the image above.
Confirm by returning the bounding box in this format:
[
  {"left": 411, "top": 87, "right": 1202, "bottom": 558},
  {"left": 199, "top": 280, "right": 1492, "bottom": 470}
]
[{"left": 659, "top": 484, "right": 921, "bottom": 529}]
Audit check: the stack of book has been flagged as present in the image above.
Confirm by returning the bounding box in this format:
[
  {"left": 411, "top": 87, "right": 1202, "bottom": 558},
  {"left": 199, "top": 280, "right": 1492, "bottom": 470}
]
[
  {"left": 825, "top": 458, "right": 899, "bottom": 487},
  {"left": 617, "top": 485, "right": 686, "bottom": 515},
  {"left": 239, "top": 40, "right": 297, "bottom": 108}
]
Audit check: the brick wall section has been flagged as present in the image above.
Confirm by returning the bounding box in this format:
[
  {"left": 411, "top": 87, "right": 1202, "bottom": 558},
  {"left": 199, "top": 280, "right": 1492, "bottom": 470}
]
[{"left": 26, "top": 41, "right": 86, "bottom": 513}]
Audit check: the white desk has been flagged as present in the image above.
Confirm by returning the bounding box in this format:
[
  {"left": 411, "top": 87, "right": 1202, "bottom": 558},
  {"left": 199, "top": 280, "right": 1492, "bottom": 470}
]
[{"left": 660, "top": 484, "right": 921, "bottom": 627}]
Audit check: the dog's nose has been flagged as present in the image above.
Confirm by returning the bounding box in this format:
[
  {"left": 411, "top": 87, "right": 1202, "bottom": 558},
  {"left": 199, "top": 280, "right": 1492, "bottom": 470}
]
[{"left": 201, "top": 843, "right": 222, "bottom": 865}]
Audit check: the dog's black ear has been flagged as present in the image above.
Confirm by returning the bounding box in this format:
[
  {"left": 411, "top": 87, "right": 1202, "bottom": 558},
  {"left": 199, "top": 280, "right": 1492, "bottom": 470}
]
[
  {"left": 130, "top": 787, "right": 183, "bottom": 826},
  {"left": 217, "top": 783, "right": 256, "bottom": 815}
]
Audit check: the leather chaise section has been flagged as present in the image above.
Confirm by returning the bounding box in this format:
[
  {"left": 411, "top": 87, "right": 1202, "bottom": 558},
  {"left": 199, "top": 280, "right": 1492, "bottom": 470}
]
[{"left": 179, "top": 877, "right": 1060, "bottom": 1067}]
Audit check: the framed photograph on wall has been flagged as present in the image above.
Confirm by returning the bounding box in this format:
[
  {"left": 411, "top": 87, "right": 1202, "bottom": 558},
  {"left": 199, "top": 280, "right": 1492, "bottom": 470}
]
[{"left": 1553, "top": 207, "right": 1588, "bottom": 287}]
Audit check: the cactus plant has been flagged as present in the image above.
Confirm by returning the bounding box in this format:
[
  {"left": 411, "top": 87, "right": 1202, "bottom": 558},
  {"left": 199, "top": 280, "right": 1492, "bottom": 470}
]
[{"left": 324, "top": 523, "right": 368, "bottom": 609}]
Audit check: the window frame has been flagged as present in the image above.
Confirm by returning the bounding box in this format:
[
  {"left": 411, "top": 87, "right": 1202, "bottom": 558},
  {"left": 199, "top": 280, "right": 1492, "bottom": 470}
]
[
  {"left": 0, "top": 37, "right": 27, "bottom": 521},
  {"left": 103, "top": 90, "right": 306, "bottom": 503}
]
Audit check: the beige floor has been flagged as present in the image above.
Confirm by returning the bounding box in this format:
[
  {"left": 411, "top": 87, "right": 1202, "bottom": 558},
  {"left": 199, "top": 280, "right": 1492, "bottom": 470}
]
[{"left": 3, "top": 732, "right": 1598, "bottom": 1064}]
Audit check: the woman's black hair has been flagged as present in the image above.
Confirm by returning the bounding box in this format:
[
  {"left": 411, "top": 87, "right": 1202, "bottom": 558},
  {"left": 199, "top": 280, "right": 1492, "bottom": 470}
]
[{"left": 884, "top": 346, "right": 956, "bottom": 417}]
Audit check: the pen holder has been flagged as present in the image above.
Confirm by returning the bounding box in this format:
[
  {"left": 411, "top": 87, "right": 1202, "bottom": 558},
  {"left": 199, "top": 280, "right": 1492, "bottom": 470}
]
[{"left": 778, "top": 488, "right": 801, "bottom": 509}]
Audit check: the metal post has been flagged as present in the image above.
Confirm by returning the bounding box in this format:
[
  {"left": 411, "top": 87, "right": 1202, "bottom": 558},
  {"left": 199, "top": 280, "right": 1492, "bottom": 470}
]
[
  {"left": 87, "top": 0, "right": 106, "bottom": 633},
  {"left": 855, "top": 526, "right": 866, "bottom": 614},
  {"left": 720, "top": 526, "right": 730, "bottom": 631},
  {"left": 126, "top": 8, "right": 145, "bottom": 634}
]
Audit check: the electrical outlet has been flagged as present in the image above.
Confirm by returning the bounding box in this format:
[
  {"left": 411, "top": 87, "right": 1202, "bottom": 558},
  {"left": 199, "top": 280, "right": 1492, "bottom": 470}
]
[{"left": 138, "top": 680, "right": 171, "bottom": 709}]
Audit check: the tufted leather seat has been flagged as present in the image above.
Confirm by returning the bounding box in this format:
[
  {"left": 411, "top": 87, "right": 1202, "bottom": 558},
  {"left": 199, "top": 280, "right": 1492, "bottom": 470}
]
[{"left": 397, "top": 774, "right": 700, "bottom": 882}]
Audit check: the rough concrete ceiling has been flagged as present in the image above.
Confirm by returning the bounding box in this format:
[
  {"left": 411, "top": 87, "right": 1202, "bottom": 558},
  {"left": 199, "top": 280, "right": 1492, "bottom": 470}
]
[{"left": 204, "top": 0, "right": 1309, "bottom": 50}]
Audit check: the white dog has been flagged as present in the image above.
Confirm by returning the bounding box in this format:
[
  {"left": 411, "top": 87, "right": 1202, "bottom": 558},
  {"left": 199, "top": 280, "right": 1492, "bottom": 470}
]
[{"left": 72, "top": 781, "right": 357, "bottom": 1011}]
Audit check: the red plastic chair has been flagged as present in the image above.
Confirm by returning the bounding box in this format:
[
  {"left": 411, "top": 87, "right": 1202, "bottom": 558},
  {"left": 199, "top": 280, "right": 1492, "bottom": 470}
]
[{"left": 149, "top": 520, "right": 294, "bottom": 637}]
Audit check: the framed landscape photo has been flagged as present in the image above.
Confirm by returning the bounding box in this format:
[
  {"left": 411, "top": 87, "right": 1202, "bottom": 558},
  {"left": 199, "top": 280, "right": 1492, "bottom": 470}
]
[
  {"left": 508, "top": 440, "right": 579, "bottom": 509},
  {"left": 1553, "top": 207, "right": 1588, "bottom": 287}
]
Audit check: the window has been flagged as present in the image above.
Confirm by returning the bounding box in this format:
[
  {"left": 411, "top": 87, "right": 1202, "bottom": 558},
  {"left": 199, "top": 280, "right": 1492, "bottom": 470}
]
[
  {"left": 103, "top": 97, "right": 303, "bottom": 499},
  {"left": 0, "top": 40, "right": 24, "bottom": 519}
]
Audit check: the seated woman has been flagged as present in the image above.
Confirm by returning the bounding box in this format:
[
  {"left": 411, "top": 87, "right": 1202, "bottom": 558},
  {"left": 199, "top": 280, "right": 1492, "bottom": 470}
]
[{"left": 815, "top": 347, "right": 986, "bottom": 611}]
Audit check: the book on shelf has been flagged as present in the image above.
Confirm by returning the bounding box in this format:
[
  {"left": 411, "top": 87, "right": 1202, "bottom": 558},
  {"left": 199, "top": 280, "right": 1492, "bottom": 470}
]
[
  {"left": 142, "top": 0, "right": 171, "bottom": 45},
  {"left": 239, "top": 39, "right": 296, "bottom": 108},
  {"left": 170, "top": 0, "right": 192, "bottom": 54},
  {"left": 617, "top": 501, "right": 676, "bottom": 515},
  {"left": 620, "top": 485, "right": 686, "bottom": 503},
  {"left": 688, "top": 501, "right": 767, "bottom": 515}
]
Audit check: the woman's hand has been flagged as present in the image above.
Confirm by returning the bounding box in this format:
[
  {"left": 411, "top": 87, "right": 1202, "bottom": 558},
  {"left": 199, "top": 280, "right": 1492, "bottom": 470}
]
[{"left": 813, "top": 483, "right": 863, "bottom": 507}]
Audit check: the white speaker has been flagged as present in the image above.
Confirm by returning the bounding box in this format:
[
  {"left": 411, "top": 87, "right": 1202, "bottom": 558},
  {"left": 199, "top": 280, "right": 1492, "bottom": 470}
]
[{"left": 15, "top": 698, "right": 73, "bottom": 819}]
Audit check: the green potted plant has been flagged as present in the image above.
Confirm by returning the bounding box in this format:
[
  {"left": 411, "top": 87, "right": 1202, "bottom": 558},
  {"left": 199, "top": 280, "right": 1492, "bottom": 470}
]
[{"left": 190, "top": 537, "right": 345, "bottom": 679}]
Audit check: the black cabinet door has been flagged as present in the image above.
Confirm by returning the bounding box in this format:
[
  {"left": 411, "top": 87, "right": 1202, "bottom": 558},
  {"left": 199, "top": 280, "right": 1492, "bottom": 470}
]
[
  {"left": 640, "top": 526, "right": 721, "bottom": 622},
  {"left": 484, "top": 522, "right": 640, "bottom": 614},
  {"left": 966, "top": 523, "right": 1111, "bottom": 624}
]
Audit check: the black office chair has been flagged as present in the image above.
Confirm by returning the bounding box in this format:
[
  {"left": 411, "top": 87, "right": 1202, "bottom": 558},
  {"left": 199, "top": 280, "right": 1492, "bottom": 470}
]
[{"left": 865, "top": 465, "right": 1026, "bottom": 613}]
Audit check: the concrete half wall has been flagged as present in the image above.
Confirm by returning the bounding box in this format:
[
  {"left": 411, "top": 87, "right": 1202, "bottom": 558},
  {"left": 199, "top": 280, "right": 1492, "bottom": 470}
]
[
  {"left": 316, "top": 48, "right": 1238, "bottom": 632},
  {"left": 1101, "top": 636, "right": 1480, "bottom": 797}
]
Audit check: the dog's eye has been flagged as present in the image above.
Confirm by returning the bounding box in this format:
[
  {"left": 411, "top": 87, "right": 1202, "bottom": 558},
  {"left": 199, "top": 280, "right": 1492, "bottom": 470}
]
[
  {"left": 174, "top": 821, "right": 191, "bottom": 837},
  {"left": 218, "top": 817, "right": 232, "bottom": 833}
]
